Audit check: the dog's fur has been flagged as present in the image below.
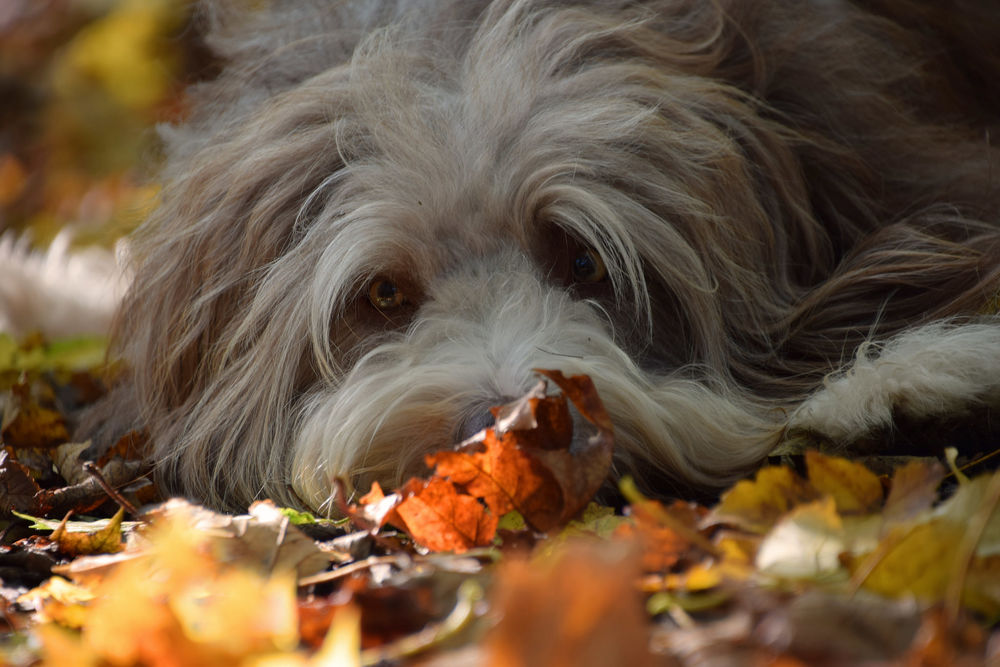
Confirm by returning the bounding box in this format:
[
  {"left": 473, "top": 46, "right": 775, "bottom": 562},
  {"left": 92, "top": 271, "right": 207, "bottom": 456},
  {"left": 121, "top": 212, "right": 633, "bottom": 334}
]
[{"left": 80, "top": 0, "right": 1000, "bottom": 512}]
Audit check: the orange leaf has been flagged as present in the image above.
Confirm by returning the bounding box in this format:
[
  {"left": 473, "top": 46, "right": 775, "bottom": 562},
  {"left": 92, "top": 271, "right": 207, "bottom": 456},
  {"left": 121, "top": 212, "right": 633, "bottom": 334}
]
[
  {"left": 428, "top": 427, "right": 563, "bottom": 531},
  {"left": 430, "top": 371, "right": 614, "bottom": 532},
  {"left": 394, "top": 478, "right": 498, "bottom": 553},
  {"left": 486, "top": 540, "right": 657, "bottom": 667}
]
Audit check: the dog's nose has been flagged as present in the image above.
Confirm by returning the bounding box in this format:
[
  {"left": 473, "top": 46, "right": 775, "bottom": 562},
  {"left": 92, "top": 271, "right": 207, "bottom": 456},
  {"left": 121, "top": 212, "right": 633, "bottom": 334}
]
[{"left": 456, "top": 406, "right": 498, "bottom": 442}]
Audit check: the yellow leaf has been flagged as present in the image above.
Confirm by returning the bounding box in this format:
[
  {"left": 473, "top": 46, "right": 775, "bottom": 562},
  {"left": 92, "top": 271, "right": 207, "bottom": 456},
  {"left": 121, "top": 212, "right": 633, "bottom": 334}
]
[
  {"left": 964, "top": 555, "right": 1000, "bottom": 616},
  {"left": 18, "top": 577, "right": 95, "bottom": 629},
  {"left": 52, "top": 507, "right": 125, "bottom": 556},
  {"left": 37, "top": 623, "right": 98, "bottom": 667},
  {"left": 805, "top": 451, "right": 883, "bottom": 514},
  {"left": 711, "top": 466, "right": 820, "bottom": 534},
  {"left": 313, "top": 604, "right": 362, "bottom": 667},
  {"left": 852, "top": 520, "right": 962, "bottom": 603},
  {"left": 57, "top": 0, "right": 184, "bottom": 113},
  {"left": 170, "top": 570, "right": 299, "bottom": 655}
]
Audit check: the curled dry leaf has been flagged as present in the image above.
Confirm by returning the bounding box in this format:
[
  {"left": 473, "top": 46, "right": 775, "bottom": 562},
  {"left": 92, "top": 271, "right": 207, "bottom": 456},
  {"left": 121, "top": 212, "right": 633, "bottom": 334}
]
[
  {"left": 430, "top": 371, "right": 614, "bottom": 533},
  {"left": 393, "top": 478, "right": 499, "bottom": 553},
  {"left": 51, "top": 507, "right": 125, "bottom": 557},
  {"left": 0, "top": 449, "right": 47, "bottom": 515},
  {"left": 351, "top": 371, "right": 615, "bottom": 550}
]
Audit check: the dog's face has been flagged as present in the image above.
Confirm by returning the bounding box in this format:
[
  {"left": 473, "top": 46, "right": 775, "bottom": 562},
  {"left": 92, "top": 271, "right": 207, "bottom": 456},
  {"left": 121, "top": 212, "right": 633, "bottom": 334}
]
[{"left": 107, "top": 1, "right": 1000, "bottom": 511}]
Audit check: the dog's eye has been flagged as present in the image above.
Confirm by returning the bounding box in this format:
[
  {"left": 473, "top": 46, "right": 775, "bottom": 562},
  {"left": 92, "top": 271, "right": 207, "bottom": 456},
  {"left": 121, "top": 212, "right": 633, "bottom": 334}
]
[
  {"left": 368, "top": 279, "right": 405, "bottom": 310},
  {"left": 571, "top": 248, "right": 607, "bottom": 283}
]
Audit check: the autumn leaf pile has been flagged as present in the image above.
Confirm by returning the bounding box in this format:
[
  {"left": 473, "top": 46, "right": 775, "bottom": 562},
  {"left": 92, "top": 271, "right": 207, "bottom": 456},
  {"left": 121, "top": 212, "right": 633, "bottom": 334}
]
[
  {"left": 3, "top": 3, "right": 1000, "bottom": 666},
  {"left": 1, "top": 331, "right": 998, "bottom": 666}
]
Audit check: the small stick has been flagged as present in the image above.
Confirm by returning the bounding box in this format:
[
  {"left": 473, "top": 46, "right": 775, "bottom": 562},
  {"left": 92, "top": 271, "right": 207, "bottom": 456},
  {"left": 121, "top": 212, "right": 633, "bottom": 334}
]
[{"left": 83, "top": 462, "right": 140, "bottom": 517}]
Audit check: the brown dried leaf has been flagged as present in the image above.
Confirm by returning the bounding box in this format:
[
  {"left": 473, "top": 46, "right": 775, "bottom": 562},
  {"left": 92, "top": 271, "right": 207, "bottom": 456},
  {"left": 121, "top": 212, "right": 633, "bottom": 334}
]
[
  {"left": 0, "top": 449, "right": 47, "bottom": 515},
  {"left": 882, "top": 459, "right": 946, "bottom": 526},
  {"left": 2, "top": 401, "right": 69, "bottom": 449}
]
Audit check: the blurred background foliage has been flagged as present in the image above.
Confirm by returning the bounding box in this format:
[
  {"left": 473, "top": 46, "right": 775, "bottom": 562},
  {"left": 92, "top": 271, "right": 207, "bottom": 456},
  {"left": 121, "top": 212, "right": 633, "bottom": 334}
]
[{"left": 0, "top": 0, "right": 211, "bottom": 247}]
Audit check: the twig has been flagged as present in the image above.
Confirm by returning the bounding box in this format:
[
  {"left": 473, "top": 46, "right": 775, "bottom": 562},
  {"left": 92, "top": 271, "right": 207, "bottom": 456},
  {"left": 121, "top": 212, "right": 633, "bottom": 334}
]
[
  {"left": 83, "top": 462, "right": 139, "bottom": 517},
  {"left": 298, "top": 555, "right": 408, "bottom": 587}
]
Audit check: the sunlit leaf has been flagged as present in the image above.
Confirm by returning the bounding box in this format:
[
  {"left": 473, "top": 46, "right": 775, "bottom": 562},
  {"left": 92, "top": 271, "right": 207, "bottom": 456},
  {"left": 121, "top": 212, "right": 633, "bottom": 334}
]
[{"left": 805, "top": 451, "right": 883, "bottom": 514}]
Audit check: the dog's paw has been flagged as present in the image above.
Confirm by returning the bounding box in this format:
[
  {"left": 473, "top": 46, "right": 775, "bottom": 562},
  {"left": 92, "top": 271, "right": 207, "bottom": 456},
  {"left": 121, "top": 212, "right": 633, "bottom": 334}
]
[{"left": 787, "top": 320, "right": 1000, "bottom": 446}]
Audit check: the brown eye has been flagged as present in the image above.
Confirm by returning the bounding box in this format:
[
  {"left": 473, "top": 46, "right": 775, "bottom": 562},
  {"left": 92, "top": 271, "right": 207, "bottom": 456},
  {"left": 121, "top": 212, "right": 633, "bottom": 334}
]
[
  {"left": 368, "top": 279, "right": 404, "bottom": 310},
  {"left": 572, "top": 248, "right": 607, "bottom": 283}
]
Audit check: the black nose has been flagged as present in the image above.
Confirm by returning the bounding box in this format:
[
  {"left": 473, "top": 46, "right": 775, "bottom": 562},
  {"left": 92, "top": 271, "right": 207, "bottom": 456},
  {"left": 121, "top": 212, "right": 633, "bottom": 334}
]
[{"left": 456, "top": 406, "right": 498, "bottom": 442}]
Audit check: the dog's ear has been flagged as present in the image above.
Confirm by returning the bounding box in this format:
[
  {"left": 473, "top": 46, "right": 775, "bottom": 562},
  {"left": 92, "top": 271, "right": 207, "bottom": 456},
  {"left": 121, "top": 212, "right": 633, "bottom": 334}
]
[{"left": 112, "top": 67, "right": 351, "bottom": 460}]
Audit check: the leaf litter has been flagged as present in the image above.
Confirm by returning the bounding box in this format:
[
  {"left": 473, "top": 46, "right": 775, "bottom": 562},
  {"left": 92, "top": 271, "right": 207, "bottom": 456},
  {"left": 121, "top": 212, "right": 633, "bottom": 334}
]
[{"left": 1, "top": 337, "right": 999, "bottom": 666}]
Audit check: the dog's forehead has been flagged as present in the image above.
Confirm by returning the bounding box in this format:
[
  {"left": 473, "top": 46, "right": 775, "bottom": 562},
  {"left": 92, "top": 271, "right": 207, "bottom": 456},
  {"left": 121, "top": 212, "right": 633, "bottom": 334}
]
[{"left": 386, "top": 195, "right": 533, "bottom": 279}]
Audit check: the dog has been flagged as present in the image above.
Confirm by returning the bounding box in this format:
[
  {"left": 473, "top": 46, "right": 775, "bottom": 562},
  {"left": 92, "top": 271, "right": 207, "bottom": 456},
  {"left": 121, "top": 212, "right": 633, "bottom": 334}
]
[{"left": 75, "top": 0, "right": 1000, "bottom": 513}]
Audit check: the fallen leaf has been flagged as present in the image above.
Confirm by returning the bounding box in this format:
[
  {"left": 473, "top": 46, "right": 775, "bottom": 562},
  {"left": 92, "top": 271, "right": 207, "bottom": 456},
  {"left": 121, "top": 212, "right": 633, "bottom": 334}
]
[
  {"left": 805, "top": 451, "right": 883, "bottom": 514},
  {"left": 0, "top": 449, "right": 46, "bottom": 514},
  {"left": 428, "top": 422, "right": 563, "bottom": 532},
  {"left": 51, "top": 441, "right": 93, "bottom": 486},
  {"left": 394, "top": 478, "right": 498, "bottom": 553},
  {"left": 51, "top": 507, "right": 125, "bottom": 556},
  {"left": 485, "top": 539, "right": 658, "bottom": 667},
  {"left": 755, "top": 497, "right": 846, "bottom": 579},
  {"left": 882, "top": 459, "right": 946, "bottom": 526},
  {"left": 2, "top": 399, "right": 70, "bottom": 449},
  {"left": 17, "top": 576, "right": 95, "bottom": 628},
  {"left": 710, "top": 466, "right": 821, "bottom": 534},
  {"left": 850, "top": 520, "right": 963, "bottom": 605}
]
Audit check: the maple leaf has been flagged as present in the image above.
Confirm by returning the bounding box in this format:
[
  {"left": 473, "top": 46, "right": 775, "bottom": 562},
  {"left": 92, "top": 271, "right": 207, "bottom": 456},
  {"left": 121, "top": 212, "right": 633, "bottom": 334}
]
[
  {"left": 394, "top": 478, "right": 499, "bottom": 553},
  {"left": 430, "top": 371, "right": 614, "bottom": 533},
  {"left": 427, "top": 418, "right": 564, "bottom": 532}
]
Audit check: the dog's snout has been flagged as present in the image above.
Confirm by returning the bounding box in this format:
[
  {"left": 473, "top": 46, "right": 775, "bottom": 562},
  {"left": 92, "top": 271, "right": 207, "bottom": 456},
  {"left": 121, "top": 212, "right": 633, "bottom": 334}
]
[{"left": 456, "top": 406, "right": 499, "bottom": 442}]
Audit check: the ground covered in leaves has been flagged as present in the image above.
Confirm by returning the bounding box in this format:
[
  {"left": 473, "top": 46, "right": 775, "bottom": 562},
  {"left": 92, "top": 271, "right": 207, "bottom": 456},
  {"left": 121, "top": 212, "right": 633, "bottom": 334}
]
[{"left": 1, "top": 334, "right": 1000, "bottom": 666}]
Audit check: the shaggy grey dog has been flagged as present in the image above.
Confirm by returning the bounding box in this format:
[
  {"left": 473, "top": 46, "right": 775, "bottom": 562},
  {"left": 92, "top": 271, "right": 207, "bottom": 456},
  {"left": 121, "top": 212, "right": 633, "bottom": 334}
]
[{"left": 87, "top": 0, "right": 1000, "bottom": 512}]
